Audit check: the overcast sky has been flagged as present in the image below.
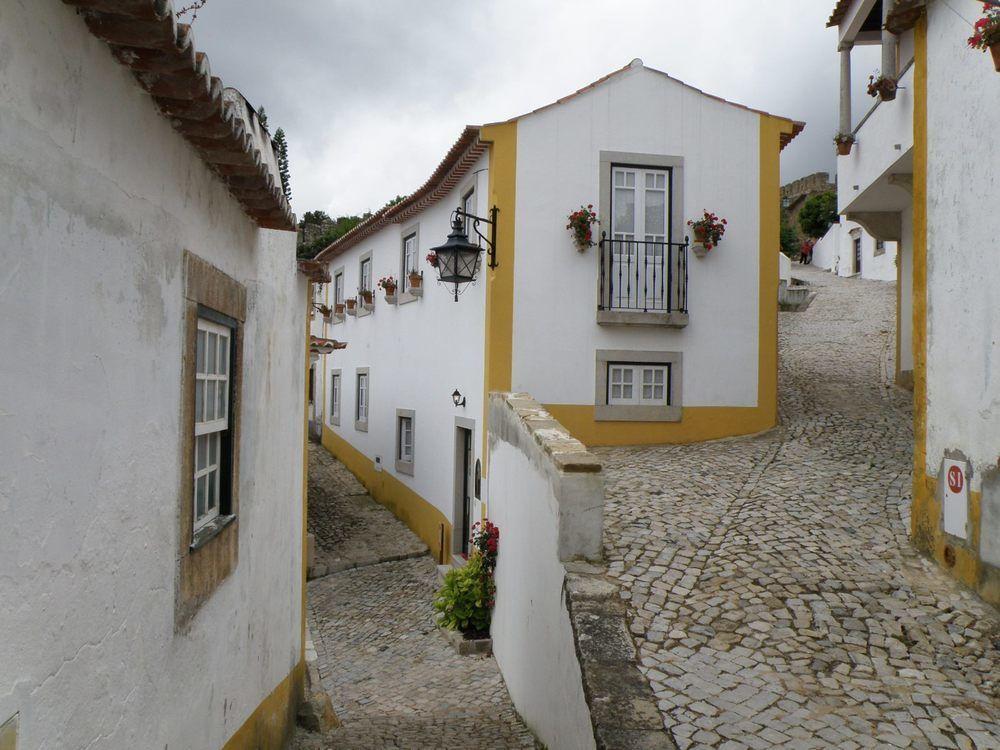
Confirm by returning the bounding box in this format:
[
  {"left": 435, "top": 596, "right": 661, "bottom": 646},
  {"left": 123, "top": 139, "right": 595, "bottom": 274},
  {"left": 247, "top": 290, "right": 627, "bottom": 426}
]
[{"left": 189, "top": 1, "right": 881, "bottom": 219}]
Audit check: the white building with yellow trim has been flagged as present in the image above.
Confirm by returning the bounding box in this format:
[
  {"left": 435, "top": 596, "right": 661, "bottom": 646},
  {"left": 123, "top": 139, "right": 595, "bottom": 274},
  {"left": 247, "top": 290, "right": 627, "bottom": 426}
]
[
  {"left": 829, "top": 0, "right": 1000, "bottom": 604},
  {"left": 310, "top": 60, "right": 802, "bottom": 563},
  {"left": 1, "top": 2, "right": 309, "bottom": 748}
]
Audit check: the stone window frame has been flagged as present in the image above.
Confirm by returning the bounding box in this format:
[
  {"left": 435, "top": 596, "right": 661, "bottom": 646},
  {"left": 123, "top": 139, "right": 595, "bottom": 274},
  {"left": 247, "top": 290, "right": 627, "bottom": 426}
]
[
  {"left": 355, "top": 367, "right": 370, "bottom": 432},
  {"left": 329, "top": 368, "right": 342, "bottom": 426},
  {"left": 595, "top": 349, "right": 682, "bottom": 422},
  {"left": 177, "top": 250, "right": 246, "bottom": 628},
  {"left": 597, "top": 151, "right": 686, "bottom": 326},
  {"left": 358, "top": 250, "right": 374, "bottom": 318},
  {"left": 398, "top": 223, "right": 421, "bottom": 304},
  {"left": 395, "top": 408, "right": 416, "bottom": 476}
]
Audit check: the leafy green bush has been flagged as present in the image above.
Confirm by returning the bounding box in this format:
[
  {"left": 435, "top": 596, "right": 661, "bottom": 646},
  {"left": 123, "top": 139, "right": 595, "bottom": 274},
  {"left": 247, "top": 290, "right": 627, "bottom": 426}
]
[{"left": 434, "top": 553, "right": 495, "bottom": 634}]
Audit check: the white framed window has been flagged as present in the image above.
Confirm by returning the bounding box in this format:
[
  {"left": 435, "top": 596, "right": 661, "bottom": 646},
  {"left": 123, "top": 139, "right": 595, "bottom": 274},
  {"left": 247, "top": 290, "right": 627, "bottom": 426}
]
[
  {"left": 194, "top": 317, "right": 232, "bottom": 532},
  {"left": 333, "top": 271, "right": 344, "bottom": 307},
  {"left": 395, "top": 408, "right": 415, "bottom": 475},
  {"left": 330, "top": 370, "right": 341, "bottom": 425},
  {"left": 355, "top": 369, "right": 369, "bottom": 430},
  {"left": 607, "top": 363, "right": 670, "bottom": 406},
  {"left": 359, "top": 256, "right": 372, "bottom": 293},
  {"left": 462, "top": 187, "right": 476, "bottom": 238},
  {"left": 401, "top": 231, "right": 418, "bottom": 293}
]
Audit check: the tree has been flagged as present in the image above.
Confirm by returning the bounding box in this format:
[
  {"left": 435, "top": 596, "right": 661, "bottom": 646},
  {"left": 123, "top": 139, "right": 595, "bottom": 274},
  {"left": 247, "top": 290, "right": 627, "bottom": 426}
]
[
  {"left": 257, "top": 106, "right": 268, "bottom": 132},
  {"left": 798, "top": 191, "right": 838, "bottom": 239},
  {"left": 780, "top": 209, "right": 801, "bottom": 258},
  {"left": 300, "top": 210, "right": 332, "bottom": 228},
  {"left": 273, "top": 128, "right": 291, "bottom": 203}
]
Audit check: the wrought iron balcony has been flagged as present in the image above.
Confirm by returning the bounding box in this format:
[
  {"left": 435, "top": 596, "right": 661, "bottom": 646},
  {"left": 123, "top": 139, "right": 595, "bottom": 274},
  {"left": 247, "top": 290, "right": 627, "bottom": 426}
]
[{"left": 598, "top": 234, "right": 688, "bottom": 320}]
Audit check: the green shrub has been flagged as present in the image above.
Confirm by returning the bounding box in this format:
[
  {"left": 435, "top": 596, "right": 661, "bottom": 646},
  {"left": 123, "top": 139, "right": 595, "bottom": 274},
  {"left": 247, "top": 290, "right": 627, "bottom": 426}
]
[{"left": 434, "top": 553, "right": 495, "bottom": 634}]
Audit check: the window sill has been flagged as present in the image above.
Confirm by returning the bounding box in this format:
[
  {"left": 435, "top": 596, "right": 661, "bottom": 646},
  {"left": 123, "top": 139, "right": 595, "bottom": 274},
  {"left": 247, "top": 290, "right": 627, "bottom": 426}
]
[
  {"left": 597, "top": 310, "right": 689, "bottom": 328},
  {"left": 395, "top": 459, "right": 414, "bottom": 476},
  {"left": 330, "top": 417, "right": 340, "bottom": 427},
  {"left": 330, "top": 314, "right": 345, "bottom": 325},
  {"left": 594, "top": 405, "right": 682, "bottom": 423},
  {"left": 190, "top": 514, "right": 236, "bottom": 551},
  {"left": 398, "top": 291, "right": 420, "bottom": 305},
  {"left": 355, "top": 420, "right": 368, "bottom": 432},
  {"left": 358, "top": 305, "right": 374, "bottom": 318}
]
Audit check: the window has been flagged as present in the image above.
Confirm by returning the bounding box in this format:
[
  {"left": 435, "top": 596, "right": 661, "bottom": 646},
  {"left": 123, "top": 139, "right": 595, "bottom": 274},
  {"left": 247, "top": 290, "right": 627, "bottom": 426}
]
[
  {"left": 401, "top": 231, "right": 418, "bottom": 293},
  {"left": 607, "top": 364, "right": 670, "bottom": 406},
  {"left": 333, "top": 271, "right": 344, "bottom": 307},
  {"left": 595, "top": 349, "right": 682, "bottom": 423},
  {"left": 330, "top": 370, "right": 341, "bottom": 425},
  {"left": 395, "top": 409, "right": 415, "bottom": 475},
  {"left": 359, "top": 256, "right": 372, "bottom": 293},
  {"left": 462, "top": 188, "right": 476, "bottom": 238},
  {"left": 355, "top": 369, "right": 369, "bottom": 431},
  {"left": 874, "top": 239, "right": 886, "bottom": 257},
  {"left": 194, "top": 316, "right": 234, "bottom": 533}
]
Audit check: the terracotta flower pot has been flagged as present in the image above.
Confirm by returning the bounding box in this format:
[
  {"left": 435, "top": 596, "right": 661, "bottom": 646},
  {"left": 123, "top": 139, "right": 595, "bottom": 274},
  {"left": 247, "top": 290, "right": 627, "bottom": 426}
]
[
  {"left": 382, "top": 285, "right": 397, "bottom": 296},
  {"left": 345, "top": 299, "right": 356, "bottom": 310},
  {"left": 334, "top": 303, "right": 345, "bottom": 314},
  {"left": 836, "top": 139, "right": 854, "bottom": 156},
  {"left": 991, "top": 42, "right": 1000, "bottom": 72},
  {"left": 361, "top": 290, "right": 373, "bottom": 304},
  {"left": 408, "top": 272, "right": 422, "bottom": 289}
]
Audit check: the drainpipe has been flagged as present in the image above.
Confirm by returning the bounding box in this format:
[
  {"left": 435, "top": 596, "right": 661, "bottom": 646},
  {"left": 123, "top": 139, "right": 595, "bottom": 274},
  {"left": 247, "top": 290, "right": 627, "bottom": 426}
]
[
  {"left": 839, "top": 42, "right": 853, "bottom": 135},
  {"left": 882, "top": 1, "right": 898, "bottom": 81}
]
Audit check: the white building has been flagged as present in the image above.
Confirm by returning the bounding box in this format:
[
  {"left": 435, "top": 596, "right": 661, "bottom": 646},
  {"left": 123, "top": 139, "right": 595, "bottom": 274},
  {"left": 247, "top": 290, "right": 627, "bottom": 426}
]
[
  {"left": 812, "top": 217, "right": 898, "bottom": 281},
  {"left": 310, "top": 60, "right": 802, "bottom": 562},
  {"left": 0, "top": 2, "right": 309, "bottom": 748},
  {"left": 828, "top": 0, "right": 999, "bottom": 605}
]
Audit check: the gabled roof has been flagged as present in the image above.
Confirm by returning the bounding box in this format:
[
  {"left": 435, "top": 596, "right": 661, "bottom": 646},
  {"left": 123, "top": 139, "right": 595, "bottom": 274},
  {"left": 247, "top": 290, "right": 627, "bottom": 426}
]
[
  {"left": 315, "top": 61, "right": 804, "bottom": 261},
  {"left": 828, "top": 0, "right": 853, "bottom": 27},
  {"left": 489, "top": 59, "right": 805, "bottom": 150},
  {"left": 63, "top": 0, "right": 294, "bottom": 230},
  {"left": 314, "top": 126, "right": 486, "bottom": 262}
]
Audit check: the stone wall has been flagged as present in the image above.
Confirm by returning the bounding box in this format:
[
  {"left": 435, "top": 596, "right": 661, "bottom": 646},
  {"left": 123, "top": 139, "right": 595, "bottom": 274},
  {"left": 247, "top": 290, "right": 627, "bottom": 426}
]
[{"left": 487, "top": 393, "right": 674, "bottom": 750}]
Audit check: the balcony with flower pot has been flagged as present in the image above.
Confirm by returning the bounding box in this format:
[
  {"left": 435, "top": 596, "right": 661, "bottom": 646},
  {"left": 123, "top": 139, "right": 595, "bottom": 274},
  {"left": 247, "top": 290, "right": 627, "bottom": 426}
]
[
  {"left": 345, "top": 298, "right": 358, "bottom": 317},
  {"left": 358, "top": 288, "right": 374, "bottom": 316},
  {"left": 378, "top": 276, "right": 398, "bottom": 305}
]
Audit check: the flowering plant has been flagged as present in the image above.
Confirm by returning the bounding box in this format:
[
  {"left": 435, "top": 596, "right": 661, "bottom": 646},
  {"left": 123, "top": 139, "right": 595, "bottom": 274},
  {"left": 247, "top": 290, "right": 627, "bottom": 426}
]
[
  {"left": 567, "top": 204, "right": 599, "bottom": 251},
  {"left": 867, "top": 71, "right": 897, "bottom": 99},
  {"left": 687, "top": 210, "right": 728, "bottom": 251},
  {"left": 471, "top": 519, "right": 499, "bottom": 572},
  {"left": 426, "top": 251, "right": 439, "bottom": 268},
  {"left": 377, "top": 275, "right": 397, "bottom": 291},
  {"left": 434, "top": 554, "right": 494, "bottom": 633},
  {"left": 969, "top": 3, "right": 1000, "bottom": 49}
]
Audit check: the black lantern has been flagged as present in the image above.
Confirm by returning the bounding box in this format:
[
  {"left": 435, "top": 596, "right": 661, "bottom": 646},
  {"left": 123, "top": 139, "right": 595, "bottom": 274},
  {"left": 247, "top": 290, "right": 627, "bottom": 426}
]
[
  {"left": 452, "top": 389, "right": 466, "bottom": 407},
  {"left": 429, "top": 205, "right": 499, "bottom": 301}
]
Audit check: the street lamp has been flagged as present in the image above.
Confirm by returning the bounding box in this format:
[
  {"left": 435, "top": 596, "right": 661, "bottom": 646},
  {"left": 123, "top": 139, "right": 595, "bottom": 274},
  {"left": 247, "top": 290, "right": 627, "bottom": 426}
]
[
  {"left": 429, "top": 206, "right": 499, "bottom": 301},
  {"left": 452, "top": 389, "right": 466, "bottom": 408}
]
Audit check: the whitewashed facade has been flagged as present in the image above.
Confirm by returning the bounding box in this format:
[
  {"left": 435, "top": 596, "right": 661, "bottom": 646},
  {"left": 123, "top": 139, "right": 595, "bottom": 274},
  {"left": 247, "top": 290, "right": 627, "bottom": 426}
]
[
  {"left": 828, "top": 0, "right": 1000, "bottom": 603},
  {"left": 812, "top": 219, "right": 898, "bottom": 281},
  {"left": 311, "top": 60, "right": 800, "bottom": 562},
  {"left": 0, "top": 2, "right": 307, "bottom": 748}
]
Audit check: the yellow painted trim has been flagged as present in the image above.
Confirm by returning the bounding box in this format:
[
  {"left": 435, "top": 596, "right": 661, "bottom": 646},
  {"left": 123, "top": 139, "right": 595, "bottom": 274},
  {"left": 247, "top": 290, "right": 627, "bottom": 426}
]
[
  {"left": 479, "top": 121, "right": 518, "bottom": 475},
  {"left": 542, "top": 115, "right": 789, "bottom": 448},
  {"left": 222, "top": 661, "right": 305, "bottom": 750},
  {"left": 321, "top": 425, "right": 453, "bottom": 563}
]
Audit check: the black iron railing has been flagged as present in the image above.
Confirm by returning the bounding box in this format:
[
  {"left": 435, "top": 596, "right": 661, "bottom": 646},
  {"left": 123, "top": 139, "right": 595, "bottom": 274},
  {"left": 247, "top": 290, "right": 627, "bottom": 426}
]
[{"left": 598, "top": 234, "right": 688, "bottom": 314}]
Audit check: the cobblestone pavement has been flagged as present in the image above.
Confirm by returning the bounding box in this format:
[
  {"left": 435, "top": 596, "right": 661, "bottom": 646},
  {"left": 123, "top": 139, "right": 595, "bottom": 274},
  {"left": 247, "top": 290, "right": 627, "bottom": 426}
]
[
  {"left": 297, "top": 445, "right": 536, "bottom": 749},
  {"left": 597, "top": 268, "right": 1000, "bottom": 750},
  {"left": 307, "top": 443, "right": 427, "bottom": 575}
]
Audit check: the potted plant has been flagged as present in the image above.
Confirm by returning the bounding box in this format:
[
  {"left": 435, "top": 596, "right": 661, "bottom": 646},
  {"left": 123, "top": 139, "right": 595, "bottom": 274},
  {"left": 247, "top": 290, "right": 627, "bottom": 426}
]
[
  {"left": 567, "top": 204, "right": 599, "bottom": 251},
  {"left": 434, "top": 520, "right": 499, "bottom": 653},
  {"left": 687, "top": 210, "right": 728, "bottom": 258},
  {"left": 408, "top": 269, "right": 423, "bottom": 297},
  {"left": 334, "top": 302, "right": 345, "bottom": 315},
  {"left": 968, "top": 5, "right": 1000, "bottom": 71},
  {"left": 834, "top": 133, "right": 855, "bottom": 156},
  {"left": 377, "top": 276, "right": 397, "bottom": 304},
  {"left": 345, "top": 298, "right": 357, "bottom": 316},
  {"left": 360, "top": 287, "right": 373, "bottom": 305},
  {"left": 867, "top": 71, "right": 897, "bottom": 101},
  {"left": 426, "top": 251, "right": 439, "bottom": 269}
]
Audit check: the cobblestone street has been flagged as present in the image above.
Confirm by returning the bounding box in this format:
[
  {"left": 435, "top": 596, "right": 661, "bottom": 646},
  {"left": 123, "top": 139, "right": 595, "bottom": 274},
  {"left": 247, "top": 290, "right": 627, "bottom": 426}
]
[
  {"left": 296, "top": 446, "right": 537, "bottom": 749},
  {"left": 598, "top": 267, "right": 1000, "bottom": 749}
]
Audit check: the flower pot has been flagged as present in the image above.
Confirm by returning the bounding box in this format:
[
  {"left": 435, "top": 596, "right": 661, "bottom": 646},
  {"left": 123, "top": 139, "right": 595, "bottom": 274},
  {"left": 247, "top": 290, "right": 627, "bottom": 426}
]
[
  {"left": 345, "top": 299, "right": 357, "bottom": 316},
  {"left": 408, "top": 272, "right": 422, "bottom": 289},
  {"left": 334, "top": 303, "right": 345, "bottom": 315},
  {"left": 382, "top": 285, "right": 397, "bottom": 298},
  {"left": 878, "top": 78, "right": 897, "bottom": 102},
  {"left": 691, "top": 243, "right": 710, "bottom": 259},
  {"left": 991, "top": 42, "right": 1000, "bottom": 72},
  {"left": 836, "top": 139, "right": 854, "bottom": 156},
  {"left": 361, "top": 291, "right": 373, "bottom": 305}
]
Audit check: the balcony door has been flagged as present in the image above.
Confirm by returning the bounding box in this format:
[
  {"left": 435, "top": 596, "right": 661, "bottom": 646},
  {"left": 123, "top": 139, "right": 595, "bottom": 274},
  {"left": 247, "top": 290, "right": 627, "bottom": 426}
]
[{"left": 611, "top": 167, "right": 670, "bottom": 310}]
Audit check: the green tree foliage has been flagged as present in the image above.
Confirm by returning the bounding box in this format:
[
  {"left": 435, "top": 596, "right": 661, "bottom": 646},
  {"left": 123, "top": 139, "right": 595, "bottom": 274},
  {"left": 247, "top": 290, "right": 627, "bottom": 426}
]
[
  {"left": 433, "top": 554, "right": 494, "bottom": 634},
  {"left": 798, "top": 191, "right": 838, "bottom": 239},
  {"left": 273, "top": 128, "right": 291, "bottom": 203},
  {"left": 256, "top": 106, "right": 268, "bottom": 132},
  {"left": 300, "top": 210, "right": 331, "bottom": 226},
  {"left": 296, "top": 196, "right": 412, "bottom": 259},
  {"left": 780, "top": 210, "right": 801, "bottom": 258}
]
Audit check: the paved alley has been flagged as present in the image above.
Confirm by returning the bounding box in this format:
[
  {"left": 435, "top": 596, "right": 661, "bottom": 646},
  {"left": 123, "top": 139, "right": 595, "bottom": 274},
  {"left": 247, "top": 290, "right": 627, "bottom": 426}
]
[
  {"left": 597, "top": 267, "right": 1000, "bottom": 749},
  {"left": 296, "top": 445, "right": 537, "bottom": 750}
]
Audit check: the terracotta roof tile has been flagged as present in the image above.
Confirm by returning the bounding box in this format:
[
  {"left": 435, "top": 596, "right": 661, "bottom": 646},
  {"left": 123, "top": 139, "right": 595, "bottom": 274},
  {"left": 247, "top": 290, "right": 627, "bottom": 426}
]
[
  {"left": 62, "top": 0, "right": 295, "bottom": 230},
  {"left": 828, "top": 0, "right": 853, "bottom": 27}
]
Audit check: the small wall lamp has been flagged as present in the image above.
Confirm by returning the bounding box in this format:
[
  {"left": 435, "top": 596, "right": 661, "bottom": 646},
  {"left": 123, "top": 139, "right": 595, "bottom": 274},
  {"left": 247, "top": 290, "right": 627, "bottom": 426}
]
[{"left": 452, "top": 389, "right": 466, "bottom": 408}]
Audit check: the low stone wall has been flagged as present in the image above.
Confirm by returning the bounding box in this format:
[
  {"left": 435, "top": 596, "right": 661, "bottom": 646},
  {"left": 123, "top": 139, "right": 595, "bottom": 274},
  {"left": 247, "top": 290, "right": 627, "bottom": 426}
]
[{"left": 487, "top": 393, "right": 674, "bottom": 750}]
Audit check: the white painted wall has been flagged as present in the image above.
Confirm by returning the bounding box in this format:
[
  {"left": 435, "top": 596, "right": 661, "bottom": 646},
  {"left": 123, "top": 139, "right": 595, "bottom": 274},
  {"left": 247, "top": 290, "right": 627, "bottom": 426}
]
[
  {"left": 924, "top": 1, "right": 1000, "bottom": 489},
  {"left": 812, "top": 219, "right": 897, "bottom": 282},
  {"left": 0, "top": 3, "right": 304, "bottom": 747},
  {"left": 487, "top": 397, "right": 599, "bottom": 750},
  {"left": 812, "top": 222, "right": 841, "bottom": 271},
  {"left": 779, "top": 252, "right": 792, "bottom": 284},
  {"left": 318, "top": 156, "right": 489, "bottom": 535},
  {"left": 512, "top": 64, "right": 763, "bottom": 408}
]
